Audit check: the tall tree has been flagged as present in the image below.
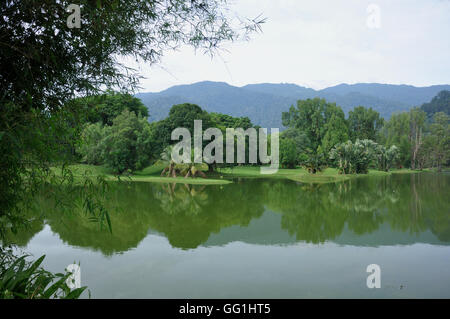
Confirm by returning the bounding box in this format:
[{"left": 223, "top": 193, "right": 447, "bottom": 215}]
[
  {"left": 279, "top": 138, "right": 297, "bottom": 169},
  {"left": 77, "top": 122, "right": 106, "bottom": 165},
  {"left": 322, "top": 114, "right": 349, "bottom": 155},
  {"left": 376, "top": 145, "right": 399, "bottom": 172},
  {"left": 380, "top": 112, "right": 412, "bottom": 168},
  {"left": 281, "top": 128, "right": 311, "bottom": 164},
  {"left": 409, "top": 108, "right": 426, "bottom": 169},
  {"left": 282, "top": 98, "right": 348, "bottom": 153},
  {"left": 99, "top": 110, "right": 154, "bottom": 174},
  {"left": 153, "top": 103, "right": 213, "bottom": 151},
  {"left": 282, "top": 98, "right": 327, "bottom": 150},
  {"left": 429, "top": 112, "right": 450, "bottom": 171},
  {"left": 348, "top": 106, "right": 384, "bottom": 142}
]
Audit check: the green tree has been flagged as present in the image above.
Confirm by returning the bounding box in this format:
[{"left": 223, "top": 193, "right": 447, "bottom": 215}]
[
  {"left": 303, "top": 146, "right": 327, "bottom": 174},
  {"left": 409, "top": 108, "right": 427, "bottom": 169},
  {"left": 279, "top": 138, "right": 297, "bottom": 169},
  {"left": 209, "top": 112, "right": 260, "bottom": 170},
  {"left": 429, "top": 112, "right": 450, "bottom": 171},
  {"left": 70, "top": 92, "right": 149, "bottom": 126},
  {"left": 282, "top": 98, "right": 326, "bottom": 150},
  {"left": 281, "top": 128, "right": 311, "bottom": 164},
  {"left": 153, "top": 105, "right": 260, "bottom": 173},
  {"left": 376, "top": 145, "right": 399, "bottom": 172},
  {"left": 329, "top": 141, "right": 354, "bottom": 174},
  {"left": 322, "top": 114, "right": 349, "bottom": 154},
  {"left": 348, "top": 106, "right": 384, "bottom": 142},
  {"left": 77, "top": 122, "right": 106, "bottom": 165},
  {"left": 210, "top": 113, "right": 253, "bottom": 130},
  {"left": 153, "top": 103, "right": 213, "bottom": 151},
  {"left": 99, "top": 110, "right": 154, "bottom": 174},
  {"left": 282, "top": 98, "right": 348, "bottom": 165},
  {"left": 380, "top": 112, "right": 412, "bottom": 168},
  {"left": 421, "top": 90, "right": 450, "bottom": 118}
]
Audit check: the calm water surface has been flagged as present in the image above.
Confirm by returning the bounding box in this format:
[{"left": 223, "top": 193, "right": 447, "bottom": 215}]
[{"left": 8, "top": 172, "right": 450, "bottom": 298}]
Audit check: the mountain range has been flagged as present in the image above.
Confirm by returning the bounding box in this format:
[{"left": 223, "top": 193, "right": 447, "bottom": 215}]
[{"left": 136, "top": 81, "right": 450, "bottom": 128}]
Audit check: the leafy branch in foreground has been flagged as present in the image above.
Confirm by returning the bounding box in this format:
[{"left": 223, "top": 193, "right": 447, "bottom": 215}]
[
  {"left": 45, "top": 165, "right": 114, "bottom": 234},
  {"left": 1, "top": 0, "right": 265, "bottom": 110}
]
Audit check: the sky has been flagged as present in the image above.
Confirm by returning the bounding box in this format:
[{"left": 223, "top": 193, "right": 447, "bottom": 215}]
[{"left": 132, "top": 0, "right": 450, "bottom": 93}]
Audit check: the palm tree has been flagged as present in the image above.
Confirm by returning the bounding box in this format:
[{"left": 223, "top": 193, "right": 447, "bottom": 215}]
[
  {"left": 160, "top": 145, "right": 177, "bottom": 177},
  {"left": 182, "top": 163, "right": 207, "bottom": 178},
  {"left": 160, "top": 145, "right": 207, "bottom": 178}
]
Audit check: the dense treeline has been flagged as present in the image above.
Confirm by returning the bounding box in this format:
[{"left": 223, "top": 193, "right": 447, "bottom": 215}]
[
  {"left": 76, "top": 91, "right": 449, "bottom": 175},
  {"left": 420, "top": 90, "right": 450, "bottom": 118},
  {"left": 279, "top": 95, "right": 449, "bottom": 172},
  {"left": 76, "top": 96, "right": 259, "bottom": 174}
]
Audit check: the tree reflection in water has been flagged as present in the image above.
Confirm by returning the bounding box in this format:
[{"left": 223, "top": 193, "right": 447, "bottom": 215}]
[{"left": 5, "top": 173, "right": 450, "bottom": 254}]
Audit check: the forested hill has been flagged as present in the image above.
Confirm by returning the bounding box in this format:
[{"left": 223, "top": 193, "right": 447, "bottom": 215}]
[{"left": 136, "top": 81, "right": 450, "bottom": 128}]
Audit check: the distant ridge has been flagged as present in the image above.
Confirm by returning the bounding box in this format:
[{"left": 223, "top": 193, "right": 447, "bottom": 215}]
[{"left": 136, "top": 81, "right": 450, "bottom": 128}]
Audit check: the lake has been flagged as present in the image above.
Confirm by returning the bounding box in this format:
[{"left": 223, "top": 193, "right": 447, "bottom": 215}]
[{"left": 8, "top": 172, "right": 450, "bottom": 298}]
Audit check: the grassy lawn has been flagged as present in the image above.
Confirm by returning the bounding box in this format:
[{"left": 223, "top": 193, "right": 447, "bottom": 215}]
[
  {"left": 111, "top": 175, "right": 231, "bottom": 185},
  {"left": 52, "top": 164, "right": 231, "bottom": 185},
  {"left": 51, "top": 163, "right": 421, "bottom": 186},
  {"left": 217, "top": 166, "right": 418, "bottom": 184},
  {"left": 390, "top": 168, "right": 419, "bottom": 174},
  {"left": 216, "top": 166, "right": 349, "bottom": 183}
]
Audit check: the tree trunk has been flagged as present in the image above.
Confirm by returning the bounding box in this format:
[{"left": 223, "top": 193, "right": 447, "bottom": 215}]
[{"left": 168, "top": 162, "right": 176, "bottom": 178}]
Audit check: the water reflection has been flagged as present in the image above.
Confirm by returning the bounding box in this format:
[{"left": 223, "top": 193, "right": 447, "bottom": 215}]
[{"left": 5, "top": 172, "right": 450, "bottom": 254}]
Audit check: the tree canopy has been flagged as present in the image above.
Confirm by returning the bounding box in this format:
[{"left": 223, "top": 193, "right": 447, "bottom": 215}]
[
  {"left": 421, "top": 90, "right": 450, "bottom": 118},
  {"left": 347, "top": 106, "right": 384, "bottom": 142},
  {"left": 70, "top": 92, "right": 149, "bottom": 126},
  {"left": 282, "top": 98, "right": 348, "bottom": 152}
]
